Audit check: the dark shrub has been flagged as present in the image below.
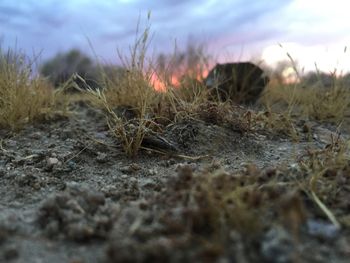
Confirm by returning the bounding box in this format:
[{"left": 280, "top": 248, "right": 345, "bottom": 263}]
[{"left": 40, "top": 49, "right": 97, "bottom": 87}]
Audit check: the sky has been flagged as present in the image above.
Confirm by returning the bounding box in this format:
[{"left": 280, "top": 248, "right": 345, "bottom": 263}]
[{"left": 1, "top": 0, "right": 350, "bottom": 74}]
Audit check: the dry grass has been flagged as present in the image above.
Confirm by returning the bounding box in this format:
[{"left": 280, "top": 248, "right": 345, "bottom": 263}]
[
  {"left": 74, "top": 79, "right": 154, "bottom": 158},
  {"left": 296, "top": 133, "right": 350, "bottom": 228},
  {"left": 24, "top": 14, "right": 349, "bottom": 159},
  {"left": 70, "top": 13, "right": 161, "bottom": 157},
  {"left": 72, "top": 13, "right": 229, "bottom": 157},
  {"left": 0, "top": 47, "right": 66, "bottom": 131},
  {"left": 261, "top": 83, "right": 350, "bottom": 122},
  {"left": 261, "top": 49, "right": 350, "bottom": 124},
  {"left": 157, "top": 77, "right": 211, "bottom": 123},
  {"left": 101, "top": 46, "right": 160, "bottom": 115},
  {"left": 259, "top": 67, "right": 350, "bottom": 146}
]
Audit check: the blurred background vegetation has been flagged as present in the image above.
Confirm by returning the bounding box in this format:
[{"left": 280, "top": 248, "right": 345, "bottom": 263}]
[{"left": 39, "top": 47, "right": 350, "bottom": 90}]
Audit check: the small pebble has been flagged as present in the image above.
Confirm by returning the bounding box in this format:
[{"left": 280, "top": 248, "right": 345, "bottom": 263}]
[
  {"left": 120, "top": 163, "right": 141, "bottom": 174},
  {"left": 47, "top": 157, "right": 60, "bottom": 166},
  {"left": 96, "top": 152, "right": 108, "bottom": 163},
  {"left": 67, "top": 161, "right": 77, "bottom": 170},
  {"left": 45, "top": 157, "right": 61, "bottom": 171},
  {"left": 147, "top": 168, "right": 157, "bottom": 175},
  {"left": 140, "top": 178, "right": 156, "bottom": 188},
  {"left": 307, "top": 219, "right": 340, "bottom": 240},
  {"left": 30, "top": 131, "right": 42, "bottom": 139},
  {"left": 129, "top": 177, "right": 138, "bottom": 184},
  {"left": 6, "top": 140, "right": 17, "bottom": 147}
]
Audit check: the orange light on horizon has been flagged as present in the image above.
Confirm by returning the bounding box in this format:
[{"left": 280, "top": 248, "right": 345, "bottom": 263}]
[
  {"left": 150, "top": 74, "right": 166, "bottom": 91},
  {"left": 201, "top": 68, "right": 209, "bottom": 79},
  {"left": 150, "top": 68, "right": 209, "bottom": 91}
]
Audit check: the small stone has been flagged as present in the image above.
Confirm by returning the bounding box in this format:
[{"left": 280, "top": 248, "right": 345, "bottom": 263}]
[
  {"left": 30, "top": 131, "right": 42, "bottom": 139},
  {"left": 6, "top": 140, "right": 17, "bottom": 147},
  {"left": 45, "top": 157, "right": 61, "bottom": 171},
  {"left": 147, "top": 168, "right": 157, "bottom": 175},
  {"left": 96, "top": 152, "right": 108, "bottom": 163},
  {"left": 307, "top": 219, "right": 340, "bottom": 240},
  {"left": 120, "top": 163, "right": 141, "bottom": 174},
  {"left": 47, "top": 157, "right": 59, "bottom": 165},
  {"left": 129, "top": 163, "right": 141, "bottom": 171},
  {"left": 67, "top": 161, "right": 77, "bottom": 170},
  {"left": 95, "top": 132, "right": 107, "bottom": 140},
  {"left": 289, "top": 163, "right": 299, "bottom": 170},
  {"left": 140, "top": 178, "right": 156, "bottom": 188},
  {"left": 129, "top": 177, "right": 138, "bottom": 183}
]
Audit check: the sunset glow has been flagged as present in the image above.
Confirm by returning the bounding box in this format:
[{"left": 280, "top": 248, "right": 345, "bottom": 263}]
[
  {"left": 150, "top": 68, "right": 210, "bottom": 92},
  {"left": 150, "top": 74, "right": 167, "bottom": 91},
  {"left": 1, "top": 0, "right": 349, "bottom": 74},
  {"left": 262, "top": 42, "right": 350, "bottom": 76}
]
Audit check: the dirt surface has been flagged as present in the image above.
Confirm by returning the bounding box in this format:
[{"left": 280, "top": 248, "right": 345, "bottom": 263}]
[{"left": 1, "top": 102, "right": 350, "bottom": 263}]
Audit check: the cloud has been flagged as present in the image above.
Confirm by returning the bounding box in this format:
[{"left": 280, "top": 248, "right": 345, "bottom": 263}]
[{"left": 1, "top": 0, "right": 347, "bottom": 73}]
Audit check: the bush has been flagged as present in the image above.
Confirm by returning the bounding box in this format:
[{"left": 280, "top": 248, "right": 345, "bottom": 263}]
[{"left": 40, "top": 49, "right": 97, "bottom": 87}]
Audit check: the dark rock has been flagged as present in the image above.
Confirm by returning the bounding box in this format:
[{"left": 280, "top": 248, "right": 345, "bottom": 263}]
[{"left": 205, "top": 62, "right": 269, "bottom": 104}]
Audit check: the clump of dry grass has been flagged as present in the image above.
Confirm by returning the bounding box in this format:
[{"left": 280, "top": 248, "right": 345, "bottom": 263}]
[
  {"left": 157, "top": 77, "right": 211, "bottom": 123},
  {"left": 76, "top": 81, "right": 151, "bottom": 158},
  {"left": 306, "top": 85, "right": 350, "bottom": 121},
  {"left": 74, "top": 13, "right": 235, "bottom": 157},
  {"left": 239, "top": 109, "right": 300, "bottom": 141},
  {"left": 296, "top": 133, "right": 350, "bottom": 228},
  {"left": 262, "top": 83, "right": 350, "bottom": 122},
  {"left": 151, "top": 41, "right": 212, "bottom": 123},
  {"left": 100, "top": 24, "right": 160, "bottom": 113},
  {"left": 0, "top": 47, "right": 65, "bottom": 131},
  {"left": 261, "top": 49, "right": 350, "bottom": 123},
  {"left": 71, "top": 13, "right": 161, "bottom": 157}
]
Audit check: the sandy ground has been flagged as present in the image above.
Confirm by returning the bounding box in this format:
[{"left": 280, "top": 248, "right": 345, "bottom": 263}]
[{"left": 0, "top": 102, "right": 349, "bottom": 263}]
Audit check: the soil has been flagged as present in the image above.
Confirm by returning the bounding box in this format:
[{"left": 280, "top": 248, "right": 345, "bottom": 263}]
[{"left": 0, "top": 102, "right": 349, "bottom": 263}]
